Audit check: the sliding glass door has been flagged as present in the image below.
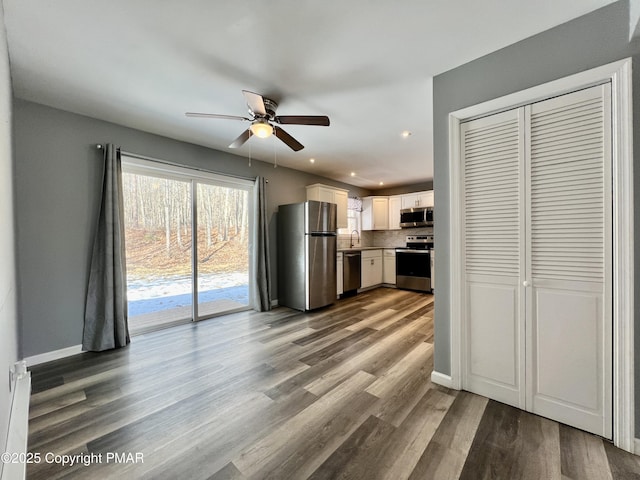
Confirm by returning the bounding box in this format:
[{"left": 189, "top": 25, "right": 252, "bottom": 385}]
[
  {"left": 195, "top": 182, "right": 250, "bottom": 319},
  {"left": 121, "top": 158, "right": 252, "bottom": 334},
  {"left": 122, "top": 173, "right": 193, "bottom": 334}
]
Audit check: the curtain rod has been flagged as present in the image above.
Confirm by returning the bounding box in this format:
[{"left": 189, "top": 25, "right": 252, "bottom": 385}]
[{"left": 95, "top": 144, "right": 265, "bottom": 183}]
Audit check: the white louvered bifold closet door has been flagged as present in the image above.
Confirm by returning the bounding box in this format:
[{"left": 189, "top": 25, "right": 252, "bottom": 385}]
[
  {"left": 461, "top": 84, "right": 612, "bottom": 438},
  {"left": 461, "top": 108, "right": 526, "bottom": 408},
  {"left": 526, "top": 84, "right": 612, "bottom": 438}
]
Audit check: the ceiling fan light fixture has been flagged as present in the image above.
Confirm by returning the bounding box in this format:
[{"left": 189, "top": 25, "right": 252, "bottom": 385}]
[{"left": 250, "top": 120, "right": 273, "bottom": 139}]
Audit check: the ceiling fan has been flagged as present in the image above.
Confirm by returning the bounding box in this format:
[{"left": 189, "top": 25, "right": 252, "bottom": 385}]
[{"left": 185, "top": 90, "right": 330, "bottom": 152}]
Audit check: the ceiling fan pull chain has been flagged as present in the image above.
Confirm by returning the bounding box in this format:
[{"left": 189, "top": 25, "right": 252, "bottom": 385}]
[{"left": 248, "top": 141, "right": 252, "bottom": 167}]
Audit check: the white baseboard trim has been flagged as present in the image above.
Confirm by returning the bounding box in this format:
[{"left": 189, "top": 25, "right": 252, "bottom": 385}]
[
  {"left": 24, "top": 344, "right": 84, "bottom": 367},
  {"left": 431, "top": 370, "right": 456, "bottom": 389},
  {"left": 271, "top": 299, "right": 279, "bottom": 308},
  {"left": 634, "top": 438, "right": 640, "bottom": 456},
  {"left": 1, "top": 367, "right": 31, "bottom": 480}
]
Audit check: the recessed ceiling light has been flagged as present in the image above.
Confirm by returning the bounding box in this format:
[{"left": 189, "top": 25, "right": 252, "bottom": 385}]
[
  {"left": 350, "top": 172, "right": 356, "bottom": 177},
  {"left": 401, "top": 131, "right": 412, "bottom": 138},
  {"left": 379, "top": 181, "right": 384, "bottom": 186},
  {"left": 309, "top": 158, "right": 315, "bottom": 163}
]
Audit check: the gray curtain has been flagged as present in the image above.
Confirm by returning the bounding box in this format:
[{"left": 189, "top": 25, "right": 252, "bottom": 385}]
[
  {"left": 252, "top": 176, "right": 272, "bottom": 311},
  {"left": 83, "top": 144, "right": 130, "bottom": 351}
]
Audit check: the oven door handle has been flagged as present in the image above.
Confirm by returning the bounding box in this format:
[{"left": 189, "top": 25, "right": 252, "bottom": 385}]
[{"left": 396, "top": 250, "right": 431, "bottom": 254}]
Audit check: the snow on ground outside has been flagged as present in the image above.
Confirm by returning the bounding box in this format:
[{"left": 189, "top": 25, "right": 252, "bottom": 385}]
[{"left": 127, "top": 272, "right": 249, "bottom": 316}]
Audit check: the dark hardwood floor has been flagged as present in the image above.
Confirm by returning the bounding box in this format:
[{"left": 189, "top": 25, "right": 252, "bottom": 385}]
[{"left": 27, "top": 288, "right": 640, "bottom": 479}]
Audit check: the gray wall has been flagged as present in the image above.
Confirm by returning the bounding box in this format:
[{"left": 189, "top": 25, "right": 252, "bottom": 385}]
[
  {"left": 375, "top": 181, "right": 433, "bottom": 197},
  {"left": 432, "top": 0, "right": 640, "bottom": 434},
  {"left": 13, "top": 99, "right": 369, "bottom": 358},
  {"left": 0, "top": 3, "right": 19, "bottom": 460}
]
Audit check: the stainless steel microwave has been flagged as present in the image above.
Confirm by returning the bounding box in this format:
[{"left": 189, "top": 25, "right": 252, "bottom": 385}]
[{"left": 400, "top": 206, "right": 433, "bottom": 228}]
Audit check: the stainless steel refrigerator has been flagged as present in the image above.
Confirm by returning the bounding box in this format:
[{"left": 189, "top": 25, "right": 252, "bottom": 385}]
[{"left": 277, "top": 200, "right": 337, "bottom": 311}]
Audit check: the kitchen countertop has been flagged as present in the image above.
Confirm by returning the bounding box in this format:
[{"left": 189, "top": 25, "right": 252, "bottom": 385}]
[{"left": 337, "top": 246, "right": 399, "bottom": 253}]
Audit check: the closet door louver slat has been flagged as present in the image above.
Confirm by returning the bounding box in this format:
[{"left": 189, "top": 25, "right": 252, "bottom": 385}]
[
  {"left": 464, "top": 116, "right": 521, "bottom": 278},
  {"left": 529, "top": 95, "right": 604, "bottom": 284}
]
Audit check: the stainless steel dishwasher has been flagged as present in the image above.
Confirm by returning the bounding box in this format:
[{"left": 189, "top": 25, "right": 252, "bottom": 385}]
[{"left": 342, "top": 251, "right": 361, "bottom": 295}]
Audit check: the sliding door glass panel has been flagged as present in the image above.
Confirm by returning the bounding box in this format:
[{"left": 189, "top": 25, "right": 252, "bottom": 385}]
[
  {"left": 196, "top": 182, "right": 250, "bottom": 319},
  {"left": 122, "top": 172, "right": 193, "bottom": 334}
]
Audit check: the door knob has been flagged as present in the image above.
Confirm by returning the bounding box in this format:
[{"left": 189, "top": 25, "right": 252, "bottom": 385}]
[{"left": 523, "top": 280, "right": 530, "bottom": 287}]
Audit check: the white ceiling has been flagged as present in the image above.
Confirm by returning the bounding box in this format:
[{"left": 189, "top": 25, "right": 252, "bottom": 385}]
[{"left": 3, "top": 0, "right": 616, "bottom": 189}]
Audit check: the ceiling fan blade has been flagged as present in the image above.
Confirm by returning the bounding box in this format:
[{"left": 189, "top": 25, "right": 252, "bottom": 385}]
[
  {"left": 229, "top": 129, "right": 253, "bottom": 148},
  {"left": 242, "top": 90, "right": 267, "bottom": 116},
  {"left": 274, "top": 115, "right": 330, "bottom": 126},
  {"left": 185, "top": 112, "right": 250, "bottom": 121},
  {"left": 274, "top": 126, "right": 304, "bottom": 151}
]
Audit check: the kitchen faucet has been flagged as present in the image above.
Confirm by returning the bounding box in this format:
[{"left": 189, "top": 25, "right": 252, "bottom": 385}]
[{"left": 350, "top": 230, "right": 360, "bottom": 248}]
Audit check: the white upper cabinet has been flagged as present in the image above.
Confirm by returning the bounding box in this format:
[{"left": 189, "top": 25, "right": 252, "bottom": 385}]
[
  {"left": 333, "top": 190, "right": 348, "bottom": 228},
  {"left": 362, "top": 196, "right": 389, "bottom": 231},
  {"left": 388, "top": 195, "right": 402, "bottom": 230},
  {"left": 306, "top": 184, "right": 348, "bottom": 229},
  {"left": 401, "top": 190, "right": 434, "bottom": 209}
]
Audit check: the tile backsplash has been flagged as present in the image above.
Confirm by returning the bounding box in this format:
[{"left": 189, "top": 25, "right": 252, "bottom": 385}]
[
  {"left": 372, "top": 228, "right": 433, "bottom": 248},
  {"left": 337, "top": 231, "right": 373, "bottom": 249},
  {"left": 338, "top": 228, "right": 433, "bottom": 249}
]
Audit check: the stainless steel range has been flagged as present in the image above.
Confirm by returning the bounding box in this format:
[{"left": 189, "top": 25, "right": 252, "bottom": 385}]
[{"left": 396, "top": 234, "right": 433, "bottom": 292}]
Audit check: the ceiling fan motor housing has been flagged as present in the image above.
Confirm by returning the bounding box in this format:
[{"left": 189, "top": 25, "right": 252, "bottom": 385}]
[{"left": 258, "top": 97, "right": 278, "bottom": 119}]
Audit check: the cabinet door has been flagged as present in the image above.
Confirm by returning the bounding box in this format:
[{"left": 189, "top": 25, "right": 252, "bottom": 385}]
[
  {"left": 306, "top": 185, "right": 322, "bottom": 202},
  {"left": 334, "top": 190, "right": 348, "bottom": 229},
  {"left": 372, "top": 198, "right": 388, "bottom": 230},
  {"left": 361, "top": 198, "right": 373, "bottom": 231},
  {"left": 383, "top": 251, "right": 396, "bottom": 284},
  {"left": 362, "top": 197, "right": 387, "bottom": 230},
  {"left": 361, "top": 252, "right": 382, "bottom": 288},
  {"left": 401, "top": 194, "right": 417, "bottom": 209},
  {"left": 388, "top": 196, "right": 402, "bottom": 230},
  {"left": 372, "top": 256, "right": 383, "bottom": 285},
  {"left": 316, "top": 186, "right": 334, "bottom": 203},
  {"left": 361, "top": 259, "right": 372, "bottom": 288},
  {"left": 307, "top": 185, "right": 348, "bottom": 229},
  {"left": 336, "top": 254, "right": 343, "bottom": 296},
  {"left": 421, "top": 190, "right": 434, "bottom": 207}
]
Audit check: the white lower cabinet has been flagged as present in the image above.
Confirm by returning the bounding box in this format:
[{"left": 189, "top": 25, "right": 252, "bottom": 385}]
[
  {"left": 336, "top": 252, "right": 343, "bottom": 297},
  {"left": 383, "top": 249, "right": 396, "bottom": 284},
  {"left": 361, "top": 250, "right": 382, "bottom": 289}
]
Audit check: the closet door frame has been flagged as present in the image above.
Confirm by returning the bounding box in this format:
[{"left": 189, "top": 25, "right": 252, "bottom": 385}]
[{"left": 442, "top": 58, "right": 634, "bottom": 453}]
